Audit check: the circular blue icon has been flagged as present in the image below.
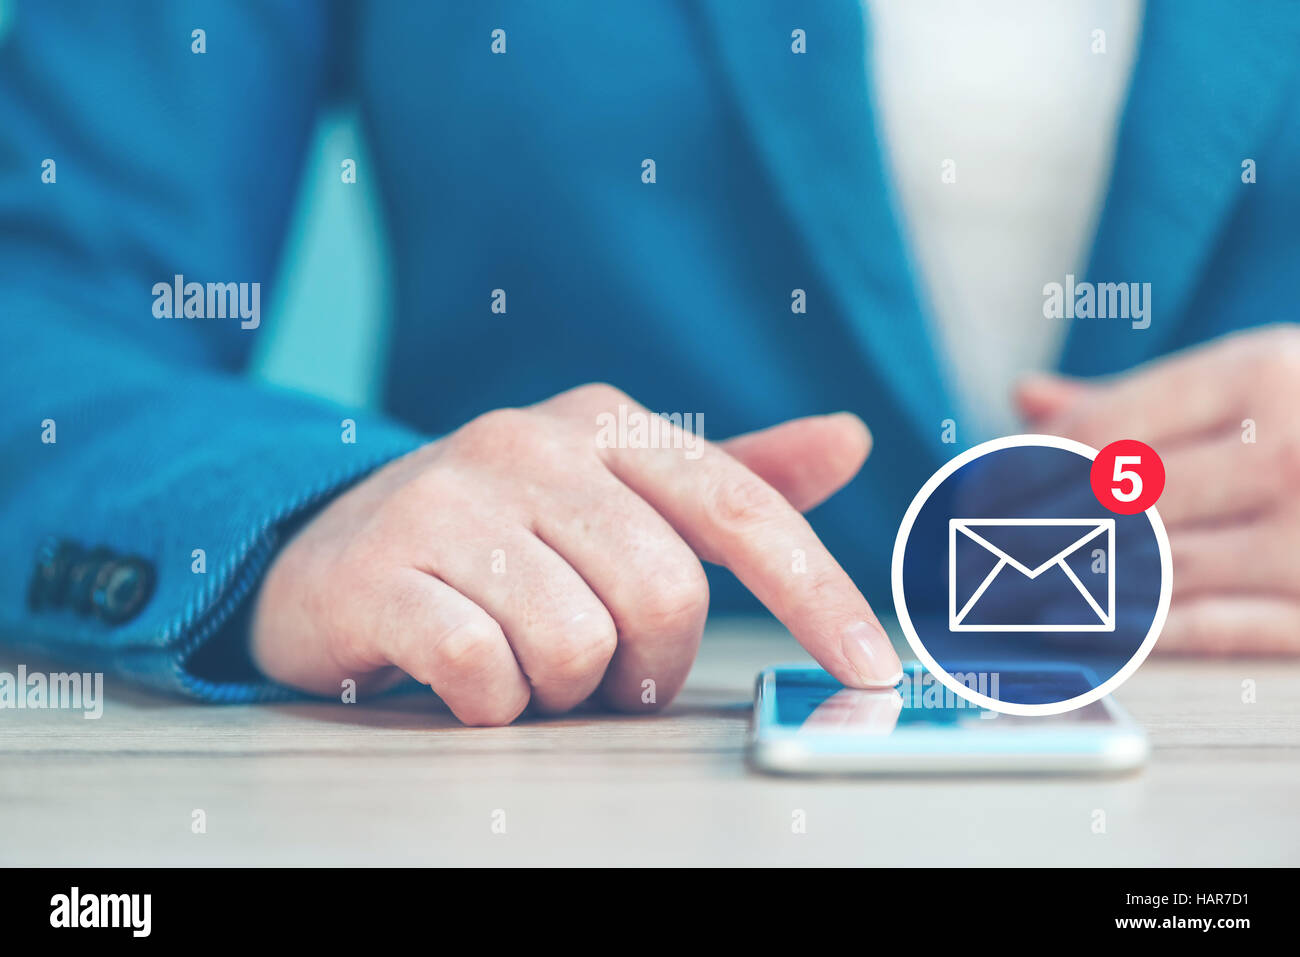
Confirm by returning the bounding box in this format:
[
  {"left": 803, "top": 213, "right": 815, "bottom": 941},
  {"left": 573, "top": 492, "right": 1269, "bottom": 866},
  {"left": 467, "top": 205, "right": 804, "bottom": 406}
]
[{"left": 891, "top": 435, "right": 1171, "bottom": 715}]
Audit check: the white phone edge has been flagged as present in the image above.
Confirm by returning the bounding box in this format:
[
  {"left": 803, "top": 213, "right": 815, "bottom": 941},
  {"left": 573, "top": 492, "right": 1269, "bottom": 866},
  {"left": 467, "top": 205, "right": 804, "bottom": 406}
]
[{"left": 747, "top": 666, "right": 1149, "bottom": 776}]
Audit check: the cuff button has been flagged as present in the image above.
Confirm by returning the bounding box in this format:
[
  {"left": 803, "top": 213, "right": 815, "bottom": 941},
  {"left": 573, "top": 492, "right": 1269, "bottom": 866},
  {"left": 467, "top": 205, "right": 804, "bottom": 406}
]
[
  {"left": 65, "top": 546, "right": 114, "bottom": 615},
  {"left": 92, "top": 557, "right": 156, "bottom": 625}
]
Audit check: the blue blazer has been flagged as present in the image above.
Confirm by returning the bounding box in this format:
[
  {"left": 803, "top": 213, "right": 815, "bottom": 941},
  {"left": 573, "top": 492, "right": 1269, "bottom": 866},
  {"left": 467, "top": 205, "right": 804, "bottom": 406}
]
[{"left": 2, "top": 1, "right": 1297, "bottom": 700}]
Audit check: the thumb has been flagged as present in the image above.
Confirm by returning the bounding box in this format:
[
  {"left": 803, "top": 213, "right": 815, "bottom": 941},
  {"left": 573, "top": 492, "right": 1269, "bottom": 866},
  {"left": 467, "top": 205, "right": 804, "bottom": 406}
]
[
  {"left": 719, "top": 412, "right": 871, "bottom": 512},
  {"left": 1015, "top": 372, "right": 1093, "bottom": 424}
]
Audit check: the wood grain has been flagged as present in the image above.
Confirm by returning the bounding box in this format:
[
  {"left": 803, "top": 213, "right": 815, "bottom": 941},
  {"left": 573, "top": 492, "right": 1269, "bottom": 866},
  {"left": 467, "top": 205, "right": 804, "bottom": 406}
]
[{"left": 2, "top": 619, "right": 1297, "bottom": 865}]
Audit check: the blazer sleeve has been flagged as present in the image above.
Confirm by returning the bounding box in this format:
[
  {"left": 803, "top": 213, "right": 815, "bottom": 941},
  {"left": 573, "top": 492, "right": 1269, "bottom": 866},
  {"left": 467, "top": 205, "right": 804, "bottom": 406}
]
[{"left": 0, "top": 2, "right": 424, "bottom": 700}]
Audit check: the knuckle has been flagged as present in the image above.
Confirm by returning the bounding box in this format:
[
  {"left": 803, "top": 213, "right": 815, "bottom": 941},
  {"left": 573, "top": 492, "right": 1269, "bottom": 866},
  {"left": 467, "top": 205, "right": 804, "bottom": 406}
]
[
  {"left": 634, "top": 565, "right": 710, "bottom": 637},
  {"left": 444, "top": 408, "right": 577, "bottom": 484},
  {"left": 705, "top": 473, "right": 783, "bottom": 531},
  {"left": 452, "top": 407, "right": 542, "bottom": 459},
  {"left": 569, "top": 382, "right": 630, "bottom": 410},
  {"left": 804, "top": 568, "right": 846, "bottom": 605},
  {"left": 427, "top": 617, "right": 504, "bottom": 681},
  {"left": 532, "top": 613, "right": 618, "bottom": 683}
]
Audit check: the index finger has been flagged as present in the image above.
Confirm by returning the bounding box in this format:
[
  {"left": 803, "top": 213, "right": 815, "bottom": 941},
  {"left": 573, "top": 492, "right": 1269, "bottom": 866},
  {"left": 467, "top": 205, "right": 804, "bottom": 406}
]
[{"left": 574, "top": 395, "right": 901, "bottom": 688}]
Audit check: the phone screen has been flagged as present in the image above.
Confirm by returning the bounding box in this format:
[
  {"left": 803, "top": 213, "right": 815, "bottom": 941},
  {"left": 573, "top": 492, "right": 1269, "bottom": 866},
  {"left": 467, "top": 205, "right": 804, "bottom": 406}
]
[{"left": 772, "top": 664, "right": 1114, "bottom": 733}]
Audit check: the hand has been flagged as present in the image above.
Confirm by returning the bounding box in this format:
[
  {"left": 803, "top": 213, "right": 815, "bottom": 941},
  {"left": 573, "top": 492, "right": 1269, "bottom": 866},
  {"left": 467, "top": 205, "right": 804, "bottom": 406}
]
[
  {"left": 1017, "top": 324, "right": 1300, "bottom": 656},
  {"left": 250, "top": 384, "right": 901, "bottom": 724}
]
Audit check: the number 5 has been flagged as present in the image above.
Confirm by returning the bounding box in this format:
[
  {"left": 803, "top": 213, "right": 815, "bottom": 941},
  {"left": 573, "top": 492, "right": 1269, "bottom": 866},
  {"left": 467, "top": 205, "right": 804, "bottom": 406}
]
[{"left": 1112, "top": 455, "right": 1143, "bottom": 502}]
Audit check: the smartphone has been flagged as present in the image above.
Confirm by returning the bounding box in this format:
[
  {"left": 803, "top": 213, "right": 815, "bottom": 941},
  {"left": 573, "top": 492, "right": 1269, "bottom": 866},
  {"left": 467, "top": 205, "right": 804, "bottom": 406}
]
[{"left": 748, "top": 664, "right": 1147, "bottom": 775}]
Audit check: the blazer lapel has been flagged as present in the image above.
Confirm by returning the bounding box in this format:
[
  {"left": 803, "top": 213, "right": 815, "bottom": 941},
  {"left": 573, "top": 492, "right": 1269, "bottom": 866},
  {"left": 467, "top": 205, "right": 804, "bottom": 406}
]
[
  {"left": 695, "top": 0, "right": 953, "bottom": 448},
  {"left": 1063, "top": 0, "right": 1300, "bottom": 375}
]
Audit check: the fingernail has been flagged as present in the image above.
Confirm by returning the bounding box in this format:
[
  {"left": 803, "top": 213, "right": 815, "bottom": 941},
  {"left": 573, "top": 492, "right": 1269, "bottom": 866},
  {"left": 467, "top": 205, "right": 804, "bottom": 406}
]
[{"left": 840, "top": 621, "right": 903, "bottom": 688}]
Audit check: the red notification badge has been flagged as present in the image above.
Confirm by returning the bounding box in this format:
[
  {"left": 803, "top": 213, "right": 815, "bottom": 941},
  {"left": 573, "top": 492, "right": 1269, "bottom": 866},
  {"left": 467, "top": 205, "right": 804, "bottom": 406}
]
[{"left": 1090, "top": 439, "right": 1165, "bottom": 514}]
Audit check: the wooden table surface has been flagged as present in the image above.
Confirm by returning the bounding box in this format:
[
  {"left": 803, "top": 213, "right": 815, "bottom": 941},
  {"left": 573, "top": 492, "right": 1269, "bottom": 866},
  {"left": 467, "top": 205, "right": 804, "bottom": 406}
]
[{"left": 2, "top": 619, "right": 1297, "bottom": 866}]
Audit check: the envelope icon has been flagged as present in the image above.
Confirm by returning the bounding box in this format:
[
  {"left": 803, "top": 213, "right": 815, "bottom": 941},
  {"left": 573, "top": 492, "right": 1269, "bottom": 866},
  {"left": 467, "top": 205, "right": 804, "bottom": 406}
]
[{"left": 949, "top": 519, "right": 1115, "bottom": 632}]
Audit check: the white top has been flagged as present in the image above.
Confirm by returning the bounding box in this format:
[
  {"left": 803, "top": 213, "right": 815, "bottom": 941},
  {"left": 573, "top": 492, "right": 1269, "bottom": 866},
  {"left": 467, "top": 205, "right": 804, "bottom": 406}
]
[{"left": 867, "top": 0, "right": 1143, "bottom": 437}]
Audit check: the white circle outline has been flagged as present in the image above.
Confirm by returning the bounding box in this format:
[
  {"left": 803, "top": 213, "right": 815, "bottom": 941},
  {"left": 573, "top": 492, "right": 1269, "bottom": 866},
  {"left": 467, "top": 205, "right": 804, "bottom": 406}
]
[{"left": 890, "top": 434, "right": 1172, "bottom": 716}]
